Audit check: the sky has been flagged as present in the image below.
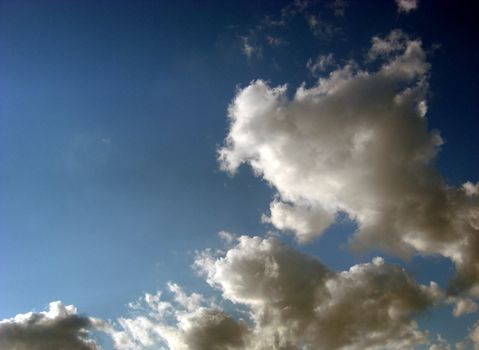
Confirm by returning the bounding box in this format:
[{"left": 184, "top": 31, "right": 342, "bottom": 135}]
[{"left": 0, "top": 0, "right": 479, "bottom": 349}]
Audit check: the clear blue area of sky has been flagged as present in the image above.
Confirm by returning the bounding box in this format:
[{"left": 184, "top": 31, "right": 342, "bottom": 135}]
[{"left": 1, "top": 0, "right": 478, "bottom": 346}]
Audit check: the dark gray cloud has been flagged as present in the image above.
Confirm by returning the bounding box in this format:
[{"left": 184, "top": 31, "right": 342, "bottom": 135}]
[{"left": 0, "top": 301, "right": 100, "bottom": 350}]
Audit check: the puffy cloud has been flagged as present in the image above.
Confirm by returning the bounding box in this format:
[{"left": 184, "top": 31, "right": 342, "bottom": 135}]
[
  {"left": 100, "top": 236, "right": 444, "bottom": 350},
  {"left": 262, "top": 200, "right": 335, "bottom": 242},
  {"left": 107, "top": 287, "right": 248, "bottom": 350},
  {"left": 368, "top": 29, "right": 411, "bottom": 60},
  {"left": 219, "top": 30, "right": 479, "bottom": 295},
  {"left": 0, "top": 301, "right": 101, "bottom": 350},
  {"left": 395, "top": 0, "right": 419, "bottom": 13},
  {"left": 447, "top": 297, "right": 478, "bottom": 317},
  {"left": 196, "top": 235, "right": 442, "bottom": 350}
]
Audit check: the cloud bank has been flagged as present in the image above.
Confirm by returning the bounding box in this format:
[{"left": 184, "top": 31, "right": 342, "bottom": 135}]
[
  {"left": 105, "top": 235, "right": 442, "bottom": 350},
  {"left": 219, "top": 30, "right": 479, "bottom": 296}
]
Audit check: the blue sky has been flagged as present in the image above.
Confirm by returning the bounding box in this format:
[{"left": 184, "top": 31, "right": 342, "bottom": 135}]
[{"left": 1, "top": 1, "right": 479, "bottom": 349}]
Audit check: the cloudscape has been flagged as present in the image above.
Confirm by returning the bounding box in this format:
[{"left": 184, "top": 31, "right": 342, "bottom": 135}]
[{"left": 1, "top": 1, "right": 478, "bottom": 349}]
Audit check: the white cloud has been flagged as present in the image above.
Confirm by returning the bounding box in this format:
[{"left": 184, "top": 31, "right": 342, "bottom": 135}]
[
  {"left": 368, "top": 29, "right": 410, "bottom": 60},
  {"left": 307, "top": 53, "right": 336, "bottom": 76},
  {"left": 106, "top": 285, "right": 247, "bottom": 350},
  {"left": 429, "top": 334, "right": 452, "bottom": 350},
  {"left": 447, "top": 297, "right": 478, "bottom": 317},
  {"left": 464, "top": 181, "right": 479, "bottom": 196},
  {"left": 262, "top": 200, "right": 334, "bottom": 242},
  {"left": 94, "top": 235, "right": 445, "bottom": 350},
  {"left": 0, "top": 301, "right": 101, "bottom": 350},
  {"left": 395, "top": 0, "right": 419, "bottom": 13},
  {"left": 168, "top": 282, "right": 205, "bottom": 312},
  {"left": 218, "top": 230, "right": 237, "bottom": 244},
  {"left": 307, "top": 14, "right": 339, "bottom": 39},
  {"left": 219, "top": 30, "right": 479, "bottom": 296},
  {"left": 240, "top": 36, "right": 258, "bottom": 59}
]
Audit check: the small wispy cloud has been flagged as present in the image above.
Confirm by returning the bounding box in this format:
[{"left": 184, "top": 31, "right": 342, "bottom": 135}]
[
  {"left": 240, "top": 36, "right": 259, "bottom": 59},
  {"left": 331, "top": 0, "right": 348, "bottom": 17},
  {"left": 238, "top": 0, "right": 344, "bottom": 62},
  {"left": 306, "top": 53, "right": 336, "bottom": 76},
  {"left": 395, "top": 0, "right": 419, "bottom": 13}
]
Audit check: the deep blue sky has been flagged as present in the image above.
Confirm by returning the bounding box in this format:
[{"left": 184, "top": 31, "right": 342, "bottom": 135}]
[{"left": 1, "top": 0, "right": 478, "bottom": 347}]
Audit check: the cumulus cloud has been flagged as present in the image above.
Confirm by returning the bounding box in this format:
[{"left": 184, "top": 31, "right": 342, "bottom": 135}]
[
  {"left": 196, "top": 235, "right": 442, "bottom": 350},
  {"left": 262, "top": 200, "right": 335, "bottom": 242},
  {"left": 96, "top": 235, "right": 444, "bottom": 350},
  {"left": 0, "top": 301, "right": 101, "bottom": 350},
  {"left": 395, "top": 0, "right": 419, "bottom": 13},
  {"left": 219, "top": 30, "right": 479, "bottom": 296},
  {"left": 447, "top": 297, "right": 479, "bottom": 317},
  {"left": 106, "top": 286, "right": 248, "bottom": 350}
]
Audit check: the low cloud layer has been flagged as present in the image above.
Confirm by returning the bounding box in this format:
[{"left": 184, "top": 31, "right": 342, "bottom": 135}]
[
  {"left": 104, "top": 236, "right": 443, "bottom": 350},
  {"left": 196, "top": 235, "right": 442, "bottom": 349},
  {"left": 0, "top": 301, "right": 100, "bottom": 350},
  {"left": 219, "top": 30, "right": 479, "bottom": 296},
  {"left": 2, "top": 236, "right": 472, "bottom": 350}
]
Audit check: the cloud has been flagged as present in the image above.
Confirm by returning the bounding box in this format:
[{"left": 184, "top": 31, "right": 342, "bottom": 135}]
[
  {"left": 0, "top": 301, "right": 101, "bottom": 350},
  {"left": 240, "top": 36, "right": 259, "bottom": 59},
  {"left": 262, "top": 200, "right": 334, "bottom": 242},
  {"left": 428, "top": 334, "right": 452, "bottom": 350},
  {"left": 471, "top": 321, "right": 479, "bottom": 350},
  {"left": 447, "top": 297, "right": 479, "bottom": 317},
  {"left": 98, "top": 235, "right": 443, "bottom": 350},
  {"left": 307, "top": 14, "right": 340, "bottom": 39},
  {"left": 238, "top": 0, "right": 342, "bottom": 61},
  {"left": 265, "top": 36, "right": 285, "bottom": 47},
  {"left": 219, "top": 30, "right": 479, "bottom": 296},
  {"left": 331, "top": 0, "right": 348, "bottom": 17},
  {"left": 106, "top": 287, "right": 248, "bottom": 350},
  {"left": 195, "top": 235, "right": 442, "bottom": 349},
  {"left": 306, "top": 53, "right": 336, "bottom": 76},
  {"left": 395, "top": 0, "right": 419, "bottom": 13},
  {"left": 368, "top": 29, "right": 410, "bottom": 60},
  {"left": 10, "top": 237, "right": 464, "bottom": 350},
  {"left": 218, "top": 230, "right": 237, "bottom": 244}
]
